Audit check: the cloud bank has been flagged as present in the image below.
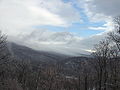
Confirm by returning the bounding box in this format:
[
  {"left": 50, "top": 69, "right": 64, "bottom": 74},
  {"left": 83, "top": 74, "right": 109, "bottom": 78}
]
[{"left": 8, "top": 29, "right": 106, "bottom": 55}]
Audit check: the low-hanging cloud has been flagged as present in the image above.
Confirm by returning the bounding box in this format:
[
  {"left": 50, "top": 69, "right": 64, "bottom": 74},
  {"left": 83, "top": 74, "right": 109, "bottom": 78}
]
[
  {"left": 8, "top": 30, "right": 84, "bottom": 55},
  {"left": 8, "top": 29, "right": 105, "bottom": 55}
]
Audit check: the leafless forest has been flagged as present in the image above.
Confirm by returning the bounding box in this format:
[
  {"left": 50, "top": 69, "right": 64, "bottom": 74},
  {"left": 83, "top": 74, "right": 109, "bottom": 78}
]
[{"left": 0, "top": 17, "right": 120, "bottom": 90}]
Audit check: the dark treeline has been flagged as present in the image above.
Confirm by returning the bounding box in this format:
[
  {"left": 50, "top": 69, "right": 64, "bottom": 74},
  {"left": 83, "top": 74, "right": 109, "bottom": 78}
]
[{"left": 0, "top": 17, "right": 120, "bottom": 90}]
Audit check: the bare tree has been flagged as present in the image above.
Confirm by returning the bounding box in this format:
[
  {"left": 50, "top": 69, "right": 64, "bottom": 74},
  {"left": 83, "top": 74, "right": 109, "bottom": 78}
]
[
  {"left": 108, "top": 46, "right": 120, "bottom": 90},
  {"left": 108, "top": 16, "right": 120, "bottom": 51},
  {"left": 92, "top": 40, "right": 110, "bottom": 90},
  {"left": 0, "top": 31, "right": 10, "bottom": 65}
]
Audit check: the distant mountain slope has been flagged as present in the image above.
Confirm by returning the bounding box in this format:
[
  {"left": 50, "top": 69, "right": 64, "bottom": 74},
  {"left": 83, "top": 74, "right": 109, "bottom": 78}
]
[
  {"left": 7, "top": 42, "right": 93, "bottom": 76},
  {"left": 58, "top": 56, "right": 92, "bottom": 76},
  {"left": 7, "top": 43, "right": 69, "bottom": 63}
]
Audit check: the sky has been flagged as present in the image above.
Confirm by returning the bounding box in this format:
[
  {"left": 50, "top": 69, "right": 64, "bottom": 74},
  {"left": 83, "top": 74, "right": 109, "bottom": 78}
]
[{"left": 0, "top": 0, "right": 119, "bottom": 55}]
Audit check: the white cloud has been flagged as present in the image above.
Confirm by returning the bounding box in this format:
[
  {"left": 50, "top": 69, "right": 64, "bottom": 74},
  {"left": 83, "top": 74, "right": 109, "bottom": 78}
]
[
  {"left": 39, "top": 0, "right": 81, "bottom": 24},
  {"left": 78, "top": 0, "right": 120, "bottom": 22},
  {"left": 89, "top": 27, "right": 106, "bottom": 31},
  {"left": 88, "top": 20, "right": 114, "bottom": 31},
  {"left": 0, "top": 0, "right": 81, "bottom": 35},
  {"left": 10, "top": 29, "right": 82, "bottom": 46},
  {"left": 85, "top": 49, "right": 95, "bottom": 53},
  {"left": 8, "top": 29, "right": 86, "bottom": 56},
  {"left": 77, "top": 0, "right": 119, "bottom": 33},
  {"left": 8, "top": 29, "right": 106, "bottom": 55}
]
